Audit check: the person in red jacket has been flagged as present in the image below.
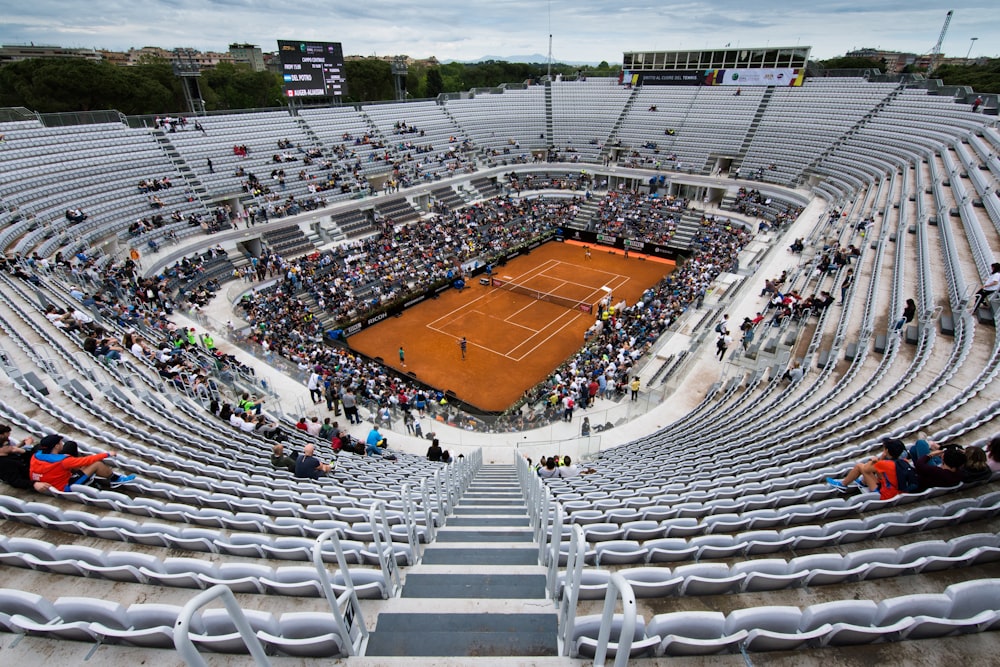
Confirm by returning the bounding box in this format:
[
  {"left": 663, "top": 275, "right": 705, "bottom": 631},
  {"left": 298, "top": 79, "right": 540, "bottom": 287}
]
[{"left": 29, "top": 434, "right": 135, "bottom": 492}]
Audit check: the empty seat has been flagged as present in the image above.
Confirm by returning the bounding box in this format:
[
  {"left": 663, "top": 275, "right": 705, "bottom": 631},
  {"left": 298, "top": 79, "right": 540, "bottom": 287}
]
[{"left": 648, "top": 611, "right": 747, "bottom": 657}]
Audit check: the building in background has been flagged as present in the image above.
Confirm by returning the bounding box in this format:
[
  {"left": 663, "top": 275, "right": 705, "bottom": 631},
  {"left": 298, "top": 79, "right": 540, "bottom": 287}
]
[
  {"left": 229, "top": 43, "right": 265, "bottom": 71},
  {"left": 0, "top": 44, "right": 102, "bottom": 64}
]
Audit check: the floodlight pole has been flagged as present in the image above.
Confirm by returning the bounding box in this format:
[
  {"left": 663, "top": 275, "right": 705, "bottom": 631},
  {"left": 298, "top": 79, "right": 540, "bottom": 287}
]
[{"left": 965, "top": 37, "right": 978, "bottom": 63}]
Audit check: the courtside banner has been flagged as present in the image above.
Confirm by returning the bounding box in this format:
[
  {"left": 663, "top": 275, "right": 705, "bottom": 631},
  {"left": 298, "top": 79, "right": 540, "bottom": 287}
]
[
  {"left": 634, "top": 70, "right": 703, "bottom": 86},
  {"left": 704, "top": 68, "right": 804, "bottom": 86}
]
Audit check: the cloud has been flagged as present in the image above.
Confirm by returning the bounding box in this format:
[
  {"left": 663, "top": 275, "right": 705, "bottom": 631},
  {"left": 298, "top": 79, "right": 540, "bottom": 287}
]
[{"left": 0, "top": 1, "right": 996, "bottom": 62}]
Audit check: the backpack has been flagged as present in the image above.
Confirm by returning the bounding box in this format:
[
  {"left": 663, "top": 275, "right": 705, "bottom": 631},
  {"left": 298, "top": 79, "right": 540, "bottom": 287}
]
[
  {"left": 714, "top": 322, "right": 723, "bottom": 333},
  {"left": 894, "top": 458, "right": 920, "bottom": 493}
]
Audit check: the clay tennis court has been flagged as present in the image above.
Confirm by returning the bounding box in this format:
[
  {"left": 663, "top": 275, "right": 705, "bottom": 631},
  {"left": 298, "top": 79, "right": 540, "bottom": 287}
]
[{"left": 347, "top": 241, "right": 674, "bottom": 411}]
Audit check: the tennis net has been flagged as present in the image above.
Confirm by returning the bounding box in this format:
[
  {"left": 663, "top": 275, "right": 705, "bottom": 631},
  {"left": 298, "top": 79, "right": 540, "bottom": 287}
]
[{"left": 491, "top": 278, "right": 596, "bottom": 314}]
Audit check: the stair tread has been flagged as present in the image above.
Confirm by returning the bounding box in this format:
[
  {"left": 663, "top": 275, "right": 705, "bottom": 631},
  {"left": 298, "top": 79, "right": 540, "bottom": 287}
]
[
  {"left": 402, "top": 573, "right": 546, "bottom": 599},
  {"left": 421, "top": 547, "right": 538, "bottom": 565}
]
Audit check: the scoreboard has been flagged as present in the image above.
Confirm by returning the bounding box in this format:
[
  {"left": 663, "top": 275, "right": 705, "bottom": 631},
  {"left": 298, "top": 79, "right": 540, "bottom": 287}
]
[{"left": 277, "top": 40, "right": 346, "bottom": 98}]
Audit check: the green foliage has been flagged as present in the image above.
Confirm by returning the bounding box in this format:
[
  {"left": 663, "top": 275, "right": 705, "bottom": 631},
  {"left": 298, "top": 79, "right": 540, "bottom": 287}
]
[
  {"left": 201, "top": 62, "right": 283, "bottom": 110},
  {"left": 343, "top": 59, "right": 394, "bottom": 103},
  {"left": 931, "top": 60, "right": 1000, "bottom": 94},
  {"left": 817, "top": 56, "right": 887, "bottom": 71},
  {"left": 426, "top": 67, "right": 445, "bottom": 98},
  {"left": 0, "top": 55, "right": 624, "bottom": 113}
]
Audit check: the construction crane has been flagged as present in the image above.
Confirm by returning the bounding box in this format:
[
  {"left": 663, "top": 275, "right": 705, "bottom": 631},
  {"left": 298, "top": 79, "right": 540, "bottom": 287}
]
[{"left": 927, "top": 9, "right": 953, "bottom": 75}]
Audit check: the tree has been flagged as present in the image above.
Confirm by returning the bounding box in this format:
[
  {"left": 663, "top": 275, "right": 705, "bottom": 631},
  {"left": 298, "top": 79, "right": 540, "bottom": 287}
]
[
  {"left": 343, "top": 58, "right": 394, "bottom": 103},
  {"left": 818, "top": 56, "right": 887, "bottom": 71},
  {"left": 426, "top": 67, "right": 445, "bottom": 98}
]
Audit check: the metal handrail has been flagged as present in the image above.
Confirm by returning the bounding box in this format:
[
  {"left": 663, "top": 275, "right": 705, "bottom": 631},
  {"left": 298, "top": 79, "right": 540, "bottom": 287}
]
[
  {"left": 368, "top": 500, "right": 404, "bottom": 596},
  {"left": 173, "top": 585, "right": 271, "bottom": 666},
  {"left": 558, "top": 524, "right": 587, "bottom": 656},
  {"left": 545, "top": 501, "right": 565, "bottom": 600},
  {"left": 311, "top": 527, "right": 370, "bottom": 655},
  {"left": 592, "top": 573, "right": 638, "bottom": 667},
  {"left": 399, "top": 483, "right": 423, "bottom": 563}
]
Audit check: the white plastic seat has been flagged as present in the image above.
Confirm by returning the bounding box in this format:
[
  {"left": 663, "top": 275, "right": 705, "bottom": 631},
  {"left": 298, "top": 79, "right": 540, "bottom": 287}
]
[
  {"left": 733, "top": 558, "right": 808, "bottom": 592},
  {"left": 572, "top": 613, "right": 657, "bottom": 660},
  {"left": 12, "top": 597, "right": 130, "bottom": 642},
  {"left": 260, "top": 566, "right": 324, "bottom": 597},
  {"left": 593, "top": 540, "right": 649, "bottom": 566},
  {"left": 556, "top": 569, "right": 612, "bottom": 601},
  {"left": 257, "top": 612, "right": 350, "bottom": 658},
  {"left": 644, "top": 538, "right": 697, "bottom": 563},
  {"left": 191, "top": 608, "right": 281, "bottom": 653},
  {"left": 202, "top": 563, "right": 274, "bottom": 594},
  {"left": 92, "top": 603, "right": 182, "bottom": 648},
  {"left": 619, "top": 567, "right": 684, "bottom": 598},
  {"left": 583, "top": 523, "right": 626, "bottom": 542},
  {"left": 675, "top": 562, "right": 746, "bottom": 596},
  {"left": 140, "top": 557, "right": 217, "bottom": 588},
  {"left": 875, "top": 593, "right": 953, "bottom": 639},
  {"left": 0, "top": 589, "right": 59, "bottom": 632},
  {"left": 945, "top": 579, "right": 1000, "bottom": 631},
  {"left": 648, "top": 611, "right": 747, "bottom": 657},
  {"left": 725, "top": 606, "right": 828, "bottom": 652}
]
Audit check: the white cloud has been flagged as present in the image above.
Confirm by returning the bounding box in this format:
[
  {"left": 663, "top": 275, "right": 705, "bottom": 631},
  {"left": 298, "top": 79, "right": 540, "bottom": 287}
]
[{"left": 0, "top": 1, "right": 996, "bottom": 62}]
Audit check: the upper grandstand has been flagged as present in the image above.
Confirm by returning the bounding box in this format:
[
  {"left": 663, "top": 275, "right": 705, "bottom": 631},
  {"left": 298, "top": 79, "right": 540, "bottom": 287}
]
[{"left": 1, "top": 58, "right": 1000, "bottom": 663}]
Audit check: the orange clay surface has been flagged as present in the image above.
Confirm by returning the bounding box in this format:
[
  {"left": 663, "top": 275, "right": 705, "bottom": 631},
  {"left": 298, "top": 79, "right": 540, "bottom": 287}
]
[{"left": 347, "top": 240, "right": 674, "bottom": 411}]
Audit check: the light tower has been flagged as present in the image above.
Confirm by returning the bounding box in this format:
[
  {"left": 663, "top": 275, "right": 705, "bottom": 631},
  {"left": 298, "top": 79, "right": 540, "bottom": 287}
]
[
  {"left": 391, "top": 56, "right": 408, "bottom": 102},
  {"left": 965, "top": 37, "right": 979, "bottom": 63},
  {"left": 172, "top": 51, "right": 206, "bottom": 116}
]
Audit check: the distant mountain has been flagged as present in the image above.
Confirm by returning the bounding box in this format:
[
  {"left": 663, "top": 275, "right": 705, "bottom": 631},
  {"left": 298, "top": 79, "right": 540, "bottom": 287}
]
[{"left": 442, "top": 54, "right": 603, "bottom": 67}]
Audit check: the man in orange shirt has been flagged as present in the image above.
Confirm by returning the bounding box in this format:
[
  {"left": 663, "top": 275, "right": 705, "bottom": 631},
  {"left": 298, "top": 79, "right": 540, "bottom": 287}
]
[
  {"left": 826, "top": 438, "right": 906, "bottom": 500},
  {"left": 29, "top": 434, "right": 135, "bottom": 492}
]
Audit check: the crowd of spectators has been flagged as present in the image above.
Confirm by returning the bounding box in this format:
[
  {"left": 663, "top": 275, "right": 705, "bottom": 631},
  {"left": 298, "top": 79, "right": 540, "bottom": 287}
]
[{"left": 593, "top": 190, "right": 687, "bottom": 245}]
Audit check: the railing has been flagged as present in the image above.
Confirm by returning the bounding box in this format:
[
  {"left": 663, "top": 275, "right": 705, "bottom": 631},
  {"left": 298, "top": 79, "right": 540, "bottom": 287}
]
[
  {"left": 591, "top": 574, "right": 638, "bottom": 667},
  {"left": 558, "top": 525, "right": 587, "bottom": 656},
  {"left": 173, "top": 585, "right": 271, "bottom": 666},
  {"left": 368, "top": 500, "right": 405, "bottom": 594},
  {"left": 312, "top": 527, "right": 370, "bottom": 655}
]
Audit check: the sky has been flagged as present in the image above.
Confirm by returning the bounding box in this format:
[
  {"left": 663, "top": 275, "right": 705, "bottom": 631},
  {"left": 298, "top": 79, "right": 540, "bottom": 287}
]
[{"left": 1, "top": 1, "right": 997, "bottom": 64}]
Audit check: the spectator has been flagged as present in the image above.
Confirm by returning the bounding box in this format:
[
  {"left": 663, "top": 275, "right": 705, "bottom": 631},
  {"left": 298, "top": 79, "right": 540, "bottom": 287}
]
[
  {"left": 894, "top": 298, "right": 916, "bottom": 333},
  {"left": 366, "top": 425, "right": 385, "bottom": 457},
  {"left": 537, "top": 457, "right": 559, "bottom": 479},
  {"left": 270, "top": 443, "right": 296, "bottom": 473},
  {"left": 29, "top": 434, "right": 135, "bottom": 492},
  {"left": 559, "top": 455, "right": 580, "bottom": 479},
  {"left": 962, "top": 447, "right": 991, "bottom": 483},
  {"left": 426, "top": 438, "right": 443, "bottom": 461},
  {"left": 987, "top": 436, "right": 1000, "bottom": 473},
  {"left": 0, "top": 425, "right": 35, "bottom": 490},
  {"left": 913, "top": 442, "right": 966, "bottom": 490},
  {"left": 970, "top": 262, "right": 1000, "bottom": 313},
  {"left": 294, "top": 443, "right": 331, "bottom": 479},
  {"left": 826, "top": 437, "right": 906, "bottom": 499}
]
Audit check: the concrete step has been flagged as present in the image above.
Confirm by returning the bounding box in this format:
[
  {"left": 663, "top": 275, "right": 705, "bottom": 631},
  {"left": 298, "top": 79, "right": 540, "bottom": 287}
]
[
  {"left": 366, "top": 613, "right": 558, "bottom": 657},
  {"left": 421, "top": 547, "right": 538, "bottom": 566},
  {"left": 435, "top": 529, "right": 533, "bottom": 543},
  {"left": 401, "top": 573, "right": 547, "bottom": 599},
  {"left": 448, "top": 516, "right": 530, "bottom": 527}
]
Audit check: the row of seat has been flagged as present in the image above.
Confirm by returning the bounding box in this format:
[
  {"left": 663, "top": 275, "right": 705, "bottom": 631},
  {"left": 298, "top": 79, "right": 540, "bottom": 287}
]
[
  {"left": 0, "top": 589, "right": 350, "bottom": 657},
  {"left": 571, "top": 578, "right": 1000, "bottom": 658}
]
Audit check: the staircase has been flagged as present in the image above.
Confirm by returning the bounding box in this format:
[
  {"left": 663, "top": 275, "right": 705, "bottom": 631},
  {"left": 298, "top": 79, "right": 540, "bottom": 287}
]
[
  {"left": 795, "top": 83, "right": 908, "bottom": 187},
  {"left": 150, "top": 129, "right": 208, "bottom": 201},
  {"left": 365, "top": 464, "right": 559, "bottom": 657},
  {"left": 732, "top": 85, "right": 776, "bottom": 174},
  {"left": 600, "top": 85, "right": 641, "bottom": 163},
  {"left": 544, "top": 81, "right": 554, "bottom": 147}
]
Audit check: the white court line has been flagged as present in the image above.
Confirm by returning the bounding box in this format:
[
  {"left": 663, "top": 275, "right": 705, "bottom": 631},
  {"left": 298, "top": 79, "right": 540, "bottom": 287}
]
[
  {"left": 423, "top": 257, "right": 641, "bottom": 360},
  {"left": 508, "top": 307, "right": 588, "bottom": 362}
]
